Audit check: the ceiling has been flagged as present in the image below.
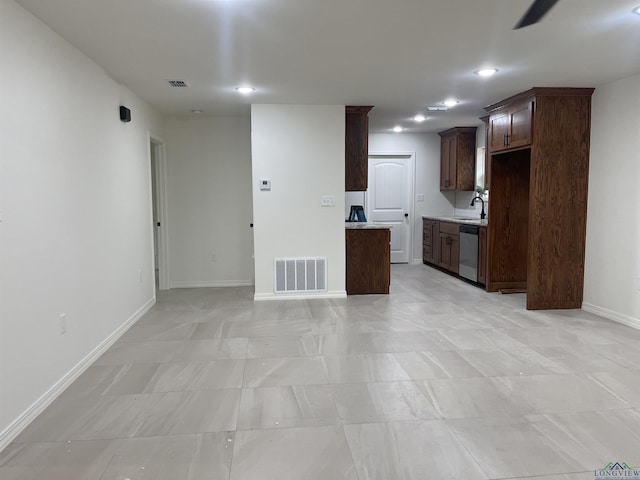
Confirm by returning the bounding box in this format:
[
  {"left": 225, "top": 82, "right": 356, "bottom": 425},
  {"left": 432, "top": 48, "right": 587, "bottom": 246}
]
[{"left": 15, "top": 0, "right": 640, "bottom": 133}]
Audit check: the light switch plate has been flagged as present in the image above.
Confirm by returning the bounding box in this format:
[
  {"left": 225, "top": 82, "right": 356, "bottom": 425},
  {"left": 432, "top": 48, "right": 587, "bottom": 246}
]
[
  {"left": 416, "top": 194, "right": 425, "bottom": 202},
  {"left": 321, "top": 195, "right": 335, "bottom": 207}
]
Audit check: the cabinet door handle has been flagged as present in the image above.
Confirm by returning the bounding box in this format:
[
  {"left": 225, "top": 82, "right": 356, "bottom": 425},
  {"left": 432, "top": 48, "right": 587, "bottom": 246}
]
[{"left": 503, "top": 134, "right": 508, "bottom": 147}]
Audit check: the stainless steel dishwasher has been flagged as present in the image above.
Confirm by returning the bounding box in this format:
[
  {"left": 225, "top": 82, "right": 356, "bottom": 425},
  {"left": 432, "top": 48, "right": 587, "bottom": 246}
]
[{"left": 459, "top": 224, "right": 479, "bottom": 282}]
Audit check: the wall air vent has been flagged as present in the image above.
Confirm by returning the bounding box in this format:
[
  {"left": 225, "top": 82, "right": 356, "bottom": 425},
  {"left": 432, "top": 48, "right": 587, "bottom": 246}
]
[
  {"left": 167, "top": 80, "right": 190, "bottom": 88},
  {"left": 274, "top": 257, "right": 327, "bottom": 294}
]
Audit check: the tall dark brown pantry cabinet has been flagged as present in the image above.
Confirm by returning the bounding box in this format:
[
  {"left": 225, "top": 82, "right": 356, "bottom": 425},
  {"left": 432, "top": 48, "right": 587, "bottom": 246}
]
[{"left": 485, "top": 88, "right": 594, "bottom": 310}]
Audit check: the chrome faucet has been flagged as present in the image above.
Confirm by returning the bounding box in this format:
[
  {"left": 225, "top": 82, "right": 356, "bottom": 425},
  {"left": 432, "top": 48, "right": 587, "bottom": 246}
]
[{"left": 470, "top": 195, "right": 486, "bottom": 220}]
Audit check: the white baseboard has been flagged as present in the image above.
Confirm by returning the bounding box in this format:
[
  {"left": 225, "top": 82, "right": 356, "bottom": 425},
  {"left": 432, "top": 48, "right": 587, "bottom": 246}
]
[
  {"left": 170, "top": 280, "right": 254, "bottom": 288},
  {"left": 0, "top": 296, "right": 156, "bottom": 453},
  {"left": 254, "top": 290, "right": 347, "bottom": 301},
  {"left": 582, "top": 302, "right": 640, "bottom": 331}
]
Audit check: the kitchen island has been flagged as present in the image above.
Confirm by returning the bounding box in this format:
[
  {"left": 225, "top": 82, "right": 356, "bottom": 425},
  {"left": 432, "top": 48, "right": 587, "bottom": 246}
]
[{"left": 345, "top": 223, "right": 391, "bottom": 295}]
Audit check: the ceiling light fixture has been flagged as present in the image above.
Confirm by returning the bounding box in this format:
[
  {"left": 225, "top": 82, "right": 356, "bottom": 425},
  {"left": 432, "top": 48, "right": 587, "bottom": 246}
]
[
  {"left": 443, "top": 99, "right": 459, "bottom": 107},
  {"left": 413, "top": 114, "right": 426, "bottom": 122},
  {"left": 191, "top": 109, "right": 204, "bottom": 114},
  {"left": 235, "top": 86, "right": 255, "bottom": 94},
  {"left": 393, "top": 126, "right": 403, "bottom": 133},
  {"left": 475, "top": 68, "right": 498, "bottom": 77},
  {"left": 633, "top": 5, "right": 640, "bottom": 15}
]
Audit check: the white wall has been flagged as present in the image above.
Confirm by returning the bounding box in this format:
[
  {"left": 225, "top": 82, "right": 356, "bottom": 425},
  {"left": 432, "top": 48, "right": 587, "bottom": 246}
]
[
  {"left": 369, "top": 133, "right": 454, "bottom": 263},
  {"left": 454, "top": 123, "right": 487, "bottom": 217},
  {"left": 0, "top": 0, "right": 163, "bottom": 448},
  {"left": 251, "top": 105, "right": 345, "bottom": 298},
  {"left": 164, "top": 116, "right": 254, "bottom": 287},
  {"left": 583, "top": 73, "right": 640, "bottom": 328}
]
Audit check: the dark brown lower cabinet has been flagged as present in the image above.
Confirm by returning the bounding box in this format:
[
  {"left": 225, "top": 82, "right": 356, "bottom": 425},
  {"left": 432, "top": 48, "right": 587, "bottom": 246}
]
[
  {"left": 422, "top": 219, "right": 438, "bottom": 264},
  {"left": 423, "top": 218, "right": 487, "bottom": 286},
  {"left": 346, "top": 228, "right": 390, "bottom": 295},
  {"left": 438, "top": 222, "right": 459, "bottom": 274}
]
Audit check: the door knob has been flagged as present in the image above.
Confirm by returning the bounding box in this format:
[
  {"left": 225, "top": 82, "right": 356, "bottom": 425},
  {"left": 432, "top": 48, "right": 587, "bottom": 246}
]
[{"left": 404, "top": 213, "right": 409, "bottom": 218}]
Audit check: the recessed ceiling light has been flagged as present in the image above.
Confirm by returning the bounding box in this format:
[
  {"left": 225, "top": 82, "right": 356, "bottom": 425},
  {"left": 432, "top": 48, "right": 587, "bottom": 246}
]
[
  {"left": 633, "top": 5, "right": 640, "bottom": 15},
  {"left": 443, "top": 99, "right": 459, "bottom": 107},
  {"left": 393, "top": 126, "right": 403, "bottom": 133},
  {"left": 235, "top": 86, "right": 255, "bottom": 94},
  {"left": 413, "top": 114, "right": 426, "bottom": 122},
  {"left": 475, "top": 68, "right": 498, "bottom": 77}
]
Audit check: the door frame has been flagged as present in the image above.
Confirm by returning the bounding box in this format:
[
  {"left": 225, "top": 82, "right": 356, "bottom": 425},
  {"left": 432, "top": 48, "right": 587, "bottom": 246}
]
[
  {"left": 365, "top": 151, "right": 416, "bottom": 264},
  {"left": 148, "top": 133, "right": 170, "bottom": 291}
]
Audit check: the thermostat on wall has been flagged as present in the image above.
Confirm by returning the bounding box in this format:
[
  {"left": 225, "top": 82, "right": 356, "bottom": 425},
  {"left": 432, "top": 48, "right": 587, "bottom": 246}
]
[{"left": 259, "top": 179, "right": 271, "bottom": 191}]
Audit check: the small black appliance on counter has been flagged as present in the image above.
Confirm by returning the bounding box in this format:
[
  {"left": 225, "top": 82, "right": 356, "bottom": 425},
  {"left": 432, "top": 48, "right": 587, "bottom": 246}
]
[{"left": 348, "top": 205, "right": 367, "bottom": 222}]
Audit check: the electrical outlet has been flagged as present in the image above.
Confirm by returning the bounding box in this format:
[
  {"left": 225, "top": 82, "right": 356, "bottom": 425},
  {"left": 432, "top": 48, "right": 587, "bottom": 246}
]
[
  {"left": 211, "top": 252, "right": 217, "bottom": 262},
  {"left": 59, "top": 314, "right": 67, "bottom": 335},
  {"left": 138, "top": 269, "right": 143, "bottom": 284}
]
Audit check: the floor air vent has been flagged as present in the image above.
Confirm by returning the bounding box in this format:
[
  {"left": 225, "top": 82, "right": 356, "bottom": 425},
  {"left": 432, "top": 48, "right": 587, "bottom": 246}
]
[{"left": 274, "top": 257, "right": 327, "bottom": 293}]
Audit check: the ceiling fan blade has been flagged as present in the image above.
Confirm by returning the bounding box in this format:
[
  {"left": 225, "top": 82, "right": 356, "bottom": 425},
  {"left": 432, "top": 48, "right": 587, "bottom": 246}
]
[{"left": 514, "top": 0, "right": 560, "bottom": 29}]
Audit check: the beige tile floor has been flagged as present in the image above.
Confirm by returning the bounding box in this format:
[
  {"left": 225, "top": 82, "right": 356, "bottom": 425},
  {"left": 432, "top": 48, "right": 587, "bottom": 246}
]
[{"left": 2, "top": 264, "right": 640, "bottom": 479}]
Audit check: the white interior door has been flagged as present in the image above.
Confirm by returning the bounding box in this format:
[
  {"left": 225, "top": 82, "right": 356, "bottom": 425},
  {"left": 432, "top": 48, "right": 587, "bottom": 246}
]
[{"left": 366, "top": 154, "right": 413, "bottom": 263}]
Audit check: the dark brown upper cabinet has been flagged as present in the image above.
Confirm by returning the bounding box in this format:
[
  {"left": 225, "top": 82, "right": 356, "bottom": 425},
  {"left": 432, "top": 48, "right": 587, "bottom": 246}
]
[
  {"left": 488, "top": 100, "right": 533, "bottom": 153},
  {"left": 438, "top": 127, "right": 477, "bottom": 192},
  {"left": 345, "top": 106, "right": 373, "bottom": 191}
]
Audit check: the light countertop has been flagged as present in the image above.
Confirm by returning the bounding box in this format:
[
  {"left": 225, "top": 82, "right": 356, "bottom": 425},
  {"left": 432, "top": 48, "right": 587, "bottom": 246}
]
[
  {"left": 345, "top": 222, "right": 393, "bottom": 230},
  {"left": 422, "top": 216, "right": 488, "bottom": 226}
]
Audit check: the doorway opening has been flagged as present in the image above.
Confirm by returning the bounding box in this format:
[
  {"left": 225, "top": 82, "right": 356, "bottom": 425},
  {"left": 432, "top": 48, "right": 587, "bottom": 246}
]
[{"left": 149, "top": 136, "right": 169, "bottom": 290}]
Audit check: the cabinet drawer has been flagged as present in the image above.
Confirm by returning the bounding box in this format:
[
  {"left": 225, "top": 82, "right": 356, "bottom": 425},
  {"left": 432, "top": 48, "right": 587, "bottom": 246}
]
[{"left": 439, "top": 221, "right": 460, "bottom": 236}]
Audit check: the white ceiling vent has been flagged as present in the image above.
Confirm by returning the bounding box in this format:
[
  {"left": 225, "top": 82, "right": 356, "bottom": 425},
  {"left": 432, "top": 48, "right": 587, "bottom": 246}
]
[{"left": 167, "top": 80, "right": 190, "bottom": 88}]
